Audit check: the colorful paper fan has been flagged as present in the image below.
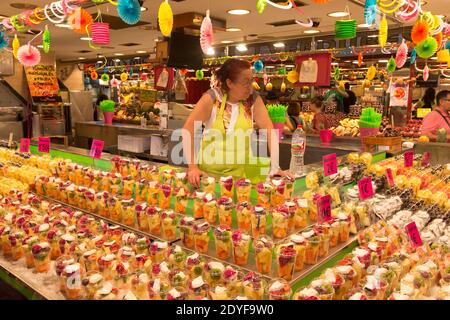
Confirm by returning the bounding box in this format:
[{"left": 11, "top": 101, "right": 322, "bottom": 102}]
[
  {"left": 387, "top": 57, "right": 396, "bottom": 73},
  {"left": 335, "top": 20, "right": 357, "bottom": 40},
  {"left": 379, "top": 15, "right": 388, "bottom": 48},
  {"left": 12, "top": 34, "right": 20, "bottom": 58},
  {"left": 313, "top": 0, "right": 330, "bottom": 3},
  {"left": 358, "top": 52, "right": 363, "bottom": 67},
  {"left": 110, "top": 77, "right": 120, "bottom": 88},
  {"left": 101, "top": 73, "right": 110, "bottom": 82},
  {"left": 410, "top": 48, "right": 417, "bottom": 64},
  {"left": 117, "top": 0, "right": 141, "bottom": 25},
  {"left": 200, "top": 10, "right": 213, "bottom": 55},
  {"left": 158, "top": 0, "right": 173, "bottom": 37},
  {"left": 196, "top": 70, "right": 204, "bottom": 80},
  {"left": 437, "top": 49, "right": 450, "bottom": 63},
  {"left": 396, "top": 40, "right": 408, "bottom": 68},
  {"left": 415, "top": 37, "right": 438, "bottom": 59},
  {"left": 421, "top": 12, "right": 436, "bottom": 30},
  {"left": 411, "top": 20, "right": 429, "bottom": 44},
  {"left": 68, "top": 8, "right": 93, "bottom": 34},
  {"left": 333, "top": 66, "right": 341, "bottom": 81},
  {"left": 256, "top": 0, "right": 267, "bottom": 14},
  {"left": 42, "top": 26, "right": 50, "bottom": 54},
  {"left": 91, "top": 71, "right": 98, "bottom": 80},
  {"left": 287, "top": 70, "right": 298, "bottom": 83},
  {"left": 434, "top": 32, "right": 443, "bottom": 50},
  {"left": 253, "top": 60, "right": 264, "bottom": 72},
  {"left": 17, "top": 44, "right": 41, "bottom": 67},
  {"left": 366, "top": 65, "right": 377, "bottom": 80},
  {"left": 120, "top": 72, "right": 128, "bottom": 82},
  {"left": 423, "top": 64, "right": 429, "bottom": 81},
  {"left": 0, "top": 32, "right": 8, "bottom": 49},
  {"left": 396, "top": 0, "right": 420, "bottom": 22},
  {"left": 364, "top": 0, "right": 377, "bottom": 26},
  {"left": 92, "top": 22, "right": 110, "bottom": 45}
]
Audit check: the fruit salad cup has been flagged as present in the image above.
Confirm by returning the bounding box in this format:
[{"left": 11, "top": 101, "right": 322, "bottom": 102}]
[
  {"left": 209, "top": 285, "right": 230, "bottom": 300},
  {"left": 161, "top": 169, "right": 175, "bottom": 185},
  {"left": 276, "top": 243, "right": 297, "bottom": 281},
  {"left": 112, "top": 261, "right": 132, "bottom": 291},
  {"left": 232, "top": 230, "right": 251, "bottom": 266},
  {"left": 174, "top": 187, "right": 188, "bottom": 214},
  {"left": 322, "top": 269, "right": 347, "bottom": 299},
  {"left": 309, "top": 279, "right": 335, "bottom": 300},
  {"left": 242, "top": 272, "right": 266, "bottom": 300},
  {"left": 272, "top": 206, "right": 290, "bottom": 239},
  {"left": 202, "top": 176, "right": 216, "bottom": 194},
  {"left": 84, "top": 189, "right": 96, "bottom": 212},
  {"left": 95, "top": 192, "right": 109, "bottom": 218},
  {"left": 135, "top": 203, "right": 148, "bottom": 232},
  {"left": 302, "top": 229, "right": 321, "bottom": 265},
  {"left": 214, "top": 225, "right": 232, "bottom": 260},
  {"left": 147, "top": 181, "right": 160, "bottom": 206},
  {"left": 148, "top": 278, "right": 171, "bottom": 300},
  {"left": 193, "top": 222, "right": 210, "bottom": 254},
  {"left": 150, "top": 241, "right": 169, "bottom": 264},
  {"left": 175, "top": 172, "right": 188, "bottom": 190},
  {"left": 159, "top": 184, "right": 172, "bottom": 210},
  {"left": 122, "top": 176, "right": 134, "bottom": 200},
  {"left": 110, "top": 173, "right": 122, "bottom": 196},
  {"left": 23, "top": 236, "right": 39, "bottom": 268},
  {"left": 168, "top": 245, "right": 187, "bottom": 270},
  {"left": 167, "top": 287, "right": 188, "bottom": 300},
  {"left": 121, "top": 199, "right": 136, "bottom": 227},
  {"left": 169, "top": 270, "right": 188, "bottom": 288},
  {"left": 108, "top": 196, "right": 121, "bottom": 222},
  {"left": 284, "top": 176, "right": 295, "bottom": 200},
  {"left": 135, "top": 236, "right": 150, "bottom": 255},
  {"left": 205, "top": 261, "right": 225, "bottom": 287},
  {"left": 100, "top": 172, "right": 111, "bottom": 192},
  {"left": 62, "top": 263, "right": 83, "bottom": 300},
  {"left": 236, "top": 178, "right": 252, "bottom": 203},
  {"left": 223, "top": 266, "right": 243, "bottom": 298},
  {"left": 32, "top": 242, "right": 51, "bottom": 273},
  {"left": 256, "top": 182, "right": 273, "bottom": 209},
  {"left": 236, "top": 202, "right": 252, "bottom": 233},
  {"left": 82, "top": 249, "right": 99, "bottom": 272},
  {"left": 135, "top": 179, "right": 148, "bottom": 203},
  {"left": 315, "top": 227, "right": 330, "bottom": 258},
  {"left": 0, "top": 226, "right": 12, "bottom": 257},
  {"left": 179, "top": 216, "right": 195, "bottom": 249},
  {"left": 203, "top": 193, "right": 218, "bottom": 225},
  {"left": 330, "top": 219, "right": 341, "bottom": 247},
  {"left": 220, "top": 176, "right": 234, "bottom": 198},
  {"left": 134, "top": 254, "right": 152, "bottom": 274},
  {"left": 130, "top": 272, "right": 150, "bottom": 300},
  {"left": 218, "top": 196, "right": 234, "bottom": 227},
  {"left": 289, "top": 234, "right": 306, "bottom": 272},
  {"left": 193, "top": 191, "right": 205, "bottom": 219},
  {"left": 284, "top": 201, "right": 297, "bottom": 232},
  {"left": 251, "top": 206, "right": 267, "bottom": 239},
  {"left": 59, "top": 233, "right": 77, "bottom": 256},
  {"left": 185, "top": 252, "right": 205, "bottom": 279},
  {"left": 188, "top": 276, "right": 209, "bottom": 300},
  {"left": 270, "top": 178, "right": 286, "bottom": 207},
  {"left": 293, "top": 287, "right": 320, "bottom": 300},
  {"left": 254, "top": 236, "right": 273, "bottom": 275},
  {"left": 146, "top": 205, "right": 162, "bottom": 236},
  {"left": 161, "top": 209, "right": 177, "bottom": 241},
  {"left": 338, "top": 214, "right": 351, "bottom": 242},
  {"left": 83, "top": 271, "right": 104, "bottom": 300},
  {"left": 9, "top": 231, "right": 24, "bottom": 261},
  {"left": 267, "top": 279, "right": 291, "bottom": 300}
]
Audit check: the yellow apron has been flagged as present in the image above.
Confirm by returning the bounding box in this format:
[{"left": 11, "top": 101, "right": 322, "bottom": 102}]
[{"left": 198, "top": 94, "right": 271, "bottom": 184}]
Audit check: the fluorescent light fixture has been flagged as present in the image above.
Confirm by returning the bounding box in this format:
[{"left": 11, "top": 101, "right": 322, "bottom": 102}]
[
  {"left": 206, "top": 47, "right": 215, "bottom": 55},
  {"left": 317, "top": 39, "right": 323, "bottom": 42},
  {"left": 221, "top": 40, "right": 233, "bottom": 44},
  {"left": 285, "top": 64, "right": 295, "bottom": 68},
  {"left": 236, "top": 44, "right": 247, "bottom": 52},
  {"left": 266, "top": 66, "right": 275, "bottom": 69},
  {"left": 358, "top": 23, "right": 371, "bottom": 28},
  {"left": 114, "top": 59, "right": 121, "bottom": 62},
  {"left": 273, "top": 42, "right": 285, "bottom": 48},
  {"left": 154, "top": 38, "right": 160, "bottom": 42},
  {"left": 80, "top": 37, "right": 92, "bottom": 41},
  {"left": 367, "top": 34, "right": 378, "bottom": 38},
  {"left": 37, "top": 45, "right": 43, "bottom": 48},
  {"left": 140, "top": 6, "right": 148, "bottom": 12},
  {"left": 352, "top": 60, "right": 360, "bottom": 64},
  {"left": 327, "top": 11, "right": 349, "bottom": 18},
  {"left": 430, "top": 57, "right": 437, "bottom": 60},
  {"left": 97, "top": 60, "right": 103, "bottom": 63},
  {"left": 378, "top": 59, "right": 388, "bottom": 63},
  {"left": 134, "top": 57, "right": 141, "bottom": 60},
  {"left": 304, "top": 29, "right": 320, "bottom": 34},
  {"left": 114, "top": 53, "right": 124, "bottom": 56},
  {"left": 55, "top": 24, "right": 71, "bottom": 29},
  {"left": 78, "top": 57, "right": 85, "bottom": 60},
  {"left": 227, "top": 9, "right": 250, "bottom": 15},
  {"left": 331, "top": 62, "right": 339, "bottom": 65},
  {"left": 136, "top": 50, "right": 147, "bottom": 53},
  {"left": 226, "top": 27, "right": 242, "bottom": 32}
]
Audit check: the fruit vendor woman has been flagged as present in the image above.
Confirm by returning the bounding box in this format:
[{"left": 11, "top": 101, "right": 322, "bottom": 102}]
[
  {"left": 182, "top": 58, "right": 289, "bottom": 187},
  {"left": 421, "top": 90, "right": 450, "bottom": 142}
]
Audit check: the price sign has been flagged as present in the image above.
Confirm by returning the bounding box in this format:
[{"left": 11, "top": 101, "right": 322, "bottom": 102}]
[
  {"left": 421, "top": 152, "right": 431, "bottom": 167},
  {"left": 405, "top": 221, "right": 423, "bottom": 248},
  {"left": 416, "top": 108, "right": 431, "bottom": 118},
  {"left": 90, "top": 139, "right": 104, "bottom": 159},
  {"left": 317, "top": 194, "right": 332, "bottom": 223},
  {"left": 20, "top": 138, "right": 30, "bottom": 153},
  {"left": 385, "top": 168, "right": 394, "bottom": 187},
  {"left": 38, "top": 137, "right": 50, "bottom": 153},
  {"left": 358, "top": 177, "right": 374, "bottom": 200},
  {"left": 323, "top": 153, "right": 337, "bottom": 176},
  {"left": 404, "top": 151, "right": 414, "bottom": 168}
]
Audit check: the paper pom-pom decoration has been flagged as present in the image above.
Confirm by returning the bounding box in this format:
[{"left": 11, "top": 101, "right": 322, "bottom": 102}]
[
  {"left": 335, "top": 20, "right": 357, "bottom": 40},
  {"left": 200, "top": 10, "right": 213, "bottom": 55},
  {"left": 333, "top": 66, "right": 341, "bottom": 81},
  {"left": 120, "top": 72, "right": 128, "bottom": 82},
  {"left": 379, "top": 15, "right": 388, "bottom": 48},
  {"left": 17, "top": 44, "right": 41, "bottom": 67},
  {"left": 117, "top": 0, "right": 141, "bottom": 25},
  {"left": 68, "top": 8, "right": 93, "bottom": 34},
  {"left": 158, "top": 0, "right": 173, "bottom": 37},
  {"left": 364, "top": 0, "right": 377, "bottom": 26},
  {"left": 91, "top": 71, "right": 98, "bottom": 80},
  {"left": 196, "top": 70, "right": 204, "bottom": 80},
  {"left": 42, "top": 26, "right": 50, "bottom": 54},
  {"left": 411, "top": 20, "right": 429, "bottom": 44},
  {"left": 434, "top": 32, "right": 443, "bottom": 50},
  {"left": 415, "top": 37, "right": 438, "bottom": 59},
  {"left": 12, "top": 34, "right": 20, "bottom": 58},
  {"left": 358, "top": 52, "right": 363, "bottom": 67},
  {"left": 110, "top": 77, "right": 120, "bottom": 88},
  {"left": 0, "top": 32, "right": 8, "bottom": 49},
  {"left": 101, "top": 74, "right": 110, "bottom": 82},
  {"left": 366, "top": 65, "right": 377, "bottom": 80},
  {"left": 278, "top": 67, "right": 286, "bottom": 75},
  {"left": 92, "top": 22, "right": 110, "bottom": 45},
  {"left": 387, "top": 57, "right": 396, "bottom": 73},
  {"left": 423, "top": 64, "right": 429, "bottom": 81},
  {"left": 253, "top": 60, "right": 264, "bottom": 72},
  {"left": 287, "top": 70, "right": 298, "bottom": 84},
  {"left": 395, "top": 40, "right": 408, "bottom": 68},
  {"left": 410, "top": 48, "right": 417, "bottom": 64},
  {"left": 256, "top": 0, "right": 267, "bottom": 14},
  {"left": 396, "top": 0, "right": 420, "bottom": 22},
  {"left": 437, "top": 49, "right": 450, "bottom": 63}
]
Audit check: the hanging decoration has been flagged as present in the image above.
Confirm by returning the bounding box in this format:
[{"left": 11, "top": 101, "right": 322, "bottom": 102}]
[
  {"left": 434, "top": 32, "right": 443, "bottom": 50},
  {"left": 12, "top": 34, "right": 20, "bottom": 58},
  {"left": 366, "top": 65, "right": 377, "bottom": 81},
  {"left": 395, "top": 40, "right": 408, "bottom": 68},
  {"left": 437, "top": 49, "right": 450, "bottom": 63},
  {"left": 396, "top": 0, "right": 420, "bottom": 22},
  {"left": 92, "top": 22, "right": 110, "bottom": 45},
  {"left": 263, "top": 73, "right": 268, "bottom": 85},
  {"left": 42, "top": 25, "right": 51, "bottom": 53},
  {"left": 415, "top": 37, "right": 438, "bottom": 59},
  {"left": 253, "top": 60, "right": 264, "bottom": 72},
  {"left": 256, "top": 0, "right": 267, "bottom": 14},
  {"left": 364, "top": 0, "right": 377, "bottom": 26},
  {"left": 278, "top": 67, "right": 286, "bottom": 75},
  {"left": 101, "top": 73, "right": 110, "bottom": 82},
  {"left": 68, "top": 8, "right": 93, "bottom": 34},
  {"left": 379, "top": 15, "right": 388, "bottom": 48},
  {"left": 358, "top": 52, "right": 363, "bottom": 67},
  {"left": 377, "top": 0, "right": 404, "bottom": 14},
  {"left": 387, "top": 57, "right": 396, "bottom": 73},
  {"left": 446, "top": 41, "right": 450, "bottom": 51},
  {"left": 0, "top": 32, "right": 9, "bottom": 49},
  {"left": 332, "top": 66, "right": 341, "bottom": 81},
  {"left": 196, "top": 70, "right": 204, "bottom": 80},
  {"left": 117, "top": 0, "right": 141, "bottom": 25},
  {"left": 422, "top": 64, "right": 429, "bottom": 81},
  {"left": 313, "top": 0, "right": 331, "bottom": 4},
  {"left": 158, "top": 0, "right": 173, "bottom": 37},
  {"left": 411, "top": 19, "right": 429, "bottom": 44},
  {"left": 335, "top": 19, "right": 357, "bottom": 40},
  {"left": 287, "top": 70, "right": 298, "bottom": 83},
  {"left": 265, "top": 0, "right": 293, "bottom": 10},
  {"left": 265, "top": 81, "right": 273, "bottom": 91},
  {"left": 410, "top": 48, "right": 417, "bottom": 64},
  {"left": 120, "top": 72, "right": 129, "bottom": 82},
  {"left": 91, "top": 71, "right": 99, "bottom": 80},
  {"left": 200, "top": 10, "right": 213, "bottom": 55},
  {"left": 280, "top": 81, "right": 286, "bottom": 93},
  {"left": 17, "top": 44, "right": 41, "bottom": 67},
  {"left": 110, "top": 76, "right": 120, "bottom": 88}
]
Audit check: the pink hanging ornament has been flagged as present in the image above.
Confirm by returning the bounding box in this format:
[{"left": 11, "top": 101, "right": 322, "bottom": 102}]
[
  {"left": 263, "top": 73, "right": 268, "bottom": 85},
  {"left": 92, "top": 22, "right": 110, "bottom": 45},
  {"left": 200, "top": 10, "right": 213, "bottom": 54},
  {"left": 110, "top": 77, "right": 120, "bottom": 88},
  {"left": 17, "top": 44, "right": 41, "bottom": 67},
  {"left": 423, "top": 64, "right": 429, "bottom": 81},
  {"left": 395, "top": 40, "right": 408, "bottom": 68}
]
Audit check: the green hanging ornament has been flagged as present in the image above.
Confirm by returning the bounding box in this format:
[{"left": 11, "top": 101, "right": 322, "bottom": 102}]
[
  {"left": 42, "top": 25, "right": 51, "bottom": 54},
  {"left": 256, "top": 0, "right": 267, "bottom": 14},
  {"left": 196, "top": 70, "right": 204, "bottom": 80},
  {"left": 387, "top": 57, "right": 396, "bottom": 73},
  {"left": 278, "top": 67, "right": 286, "bottom": 75},
  {"left": 101, "top": 73, "right": 110, "bottom": 82},
  {"left": 333, "top": 66, "right": 341, "bottom": 81}
]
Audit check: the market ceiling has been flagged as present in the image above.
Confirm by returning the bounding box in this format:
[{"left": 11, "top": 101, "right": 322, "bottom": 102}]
[{"left": 0, "top": 0, "right": 448, "bottom": 61}]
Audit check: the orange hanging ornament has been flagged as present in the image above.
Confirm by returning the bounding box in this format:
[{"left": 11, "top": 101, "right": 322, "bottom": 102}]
[
  {"left": 411, "top": 19, "right": 430, "bottom": 44},
  {"left": 68, "top": 8, "right": 94, "bottom": 34},
  {"left": 358, "top": 52, "right": 363, "bottom": 67}
]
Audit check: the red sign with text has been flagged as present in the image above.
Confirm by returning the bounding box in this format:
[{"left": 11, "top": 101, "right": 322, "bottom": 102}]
[
  {"left": 317, "top": 194, "right": 332, "bottom": 224},
  {"left": 323, "top": 153, "right": 337, "bottom": 176},
  {"left": 405, "top": 221, "right": 423, "bottom": 248},
  {"left": 358, "top": 177, "right": 374, "bottom": 200},
  {"left": 38, "top": 137, "right": 50, "bottom": 153},
  {"left": 90, "top": 139, "right": 104, "bottom": 159},
  {"left": 404, "top": 151, "right": 414, "bottom": 168},
  {"left": 20, "top": 138, "right": 30, "bottom": 153},
  {"left": 386, "top": 168, "right": 394, "bottom": 187}
]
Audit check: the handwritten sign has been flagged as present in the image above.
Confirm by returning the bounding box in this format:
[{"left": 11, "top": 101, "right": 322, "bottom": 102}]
[
  {"left": 421, "top": 152, "right": 431, "bottom": 167},
  {"left": 25, "top": 64, "right": 62, "bottom": 103},
  {"left": 90, "top": 139, "right": 104, "bottom": 159},
  {"left": 358, "top": 177, "right": 374, "bottom": 200},
  {"left": 317, "top": 195, "right": 332, "bottom": 224},
  {"left": 386, "top": 168, "right": 394, "bottom": 187},
  {"left": 20, "top": 138, "right": 30, "bottom": 153},
  {"left": 38, "top": 137, "right": 50, "bottom": 153},
  {"left": 323, "top": 153, "right": 337, "bottom": 176},
  {"left": 405, "top": 221, "right": 423, "bottom": 248},
  {"left": 404, "top": 151, "right": 414, "bottom": 168}
]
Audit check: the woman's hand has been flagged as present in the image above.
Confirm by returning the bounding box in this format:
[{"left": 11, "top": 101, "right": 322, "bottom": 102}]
[
  {"left": 269, "top": 169, "right": 295, "bottom": 180},
  {"left": 187, "top": 165, "right": 205, "bottom": 188}
]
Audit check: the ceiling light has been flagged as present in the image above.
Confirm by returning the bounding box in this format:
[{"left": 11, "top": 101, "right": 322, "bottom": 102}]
[
  {"left": 285, "top": 64, "right": 295, "bottom": 68},
  {"left": 266, "top": 66, "right": 275, "bottom": 69},
  {"left": 221, "top": 40, "right": 233, "bottom": 44},
  {"left": 136, "top": 50, "right": 147, "bottom": 53},
  {"left": 78, "top": 57, "right": 85, "bottom": 60},
  {"left": 37, "top": 45, "right": 43, "bottom": 48},
  {"left": 236, "top": 44, "right": 247, "bottom": 52},
  {"left": 206, "top": 47, "right": 215, "bottom": 56},
  {"left": 154, "top": 38, "right": 160, "bottom": 42},
  {"left": 273, "top": 42, "right": 285, "bottom": 48},
  {"left": 134, "top": 57, "right": 141, "bottom": 60},
  {"left": 430, "top": 57, "right": 437, "bottom": 60},
  {"left": 114, "top": 53, "right": 124, "bottom": 56},
  {"left": 97, "top": 60, "right": 103, "bottom": 63},
  {"left": 80, "top": 37, "right": 93, "bottom": 41},
  {"left": 358, "top": 23, "right": 371, "bottom": 28},
  {"left": 227, "top": 9, "right": 250, "bottom": 15},
  {"left": 378, "top": 59, "right": 388, "bottom": 63},
  {"left": 304, "top": 29, "right": 320, "bottom": 34},
  {"left": 55, "top": 24, "right": 71, "bottom": 29},
  {"left": 140, "top": 6, "right": 148, "bottom": 12},
  {"left": 327, "top": 11, "right": 349, "bottom": 18},
  {"left": 115, "top": 59, "right": 121, "bottom": 62},
  {"left": 226, "top": 27, "right": 242, "bottom": 32},
  {"left": 317, "top": 39, "right": 323, "bottom": 42},
  {"left": 368, "top": 34, "right": 378, "bottom": 38},
  {"left": 331, "top": 62, "right": 339, "bottom": 65},
  {"left": 353, "top": 60, "right": 360, "bottom": 64}
]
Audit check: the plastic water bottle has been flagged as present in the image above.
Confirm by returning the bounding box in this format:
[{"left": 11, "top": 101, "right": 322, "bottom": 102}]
[{"left": 289, "top": 124, "right": 306, "bottom": 176}]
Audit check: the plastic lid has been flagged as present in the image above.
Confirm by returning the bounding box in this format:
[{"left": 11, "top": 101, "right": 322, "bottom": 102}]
[{"left": 297, "top": 124, "right": 303, "bottom": 129}]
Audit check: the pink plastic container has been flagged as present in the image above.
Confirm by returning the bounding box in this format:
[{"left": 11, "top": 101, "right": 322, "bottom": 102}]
[
  {"left": 273, "top": 122, "right": 284, "bottom": 141},
  {"left": 319, "top": 130, "right": 333, "bottom": 144},
  {"left": 103, "top": 112, "right": 114, "bottom": 125}
]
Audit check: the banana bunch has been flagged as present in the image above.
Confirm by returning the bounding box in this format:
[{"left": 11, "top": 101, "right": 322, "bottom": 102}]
[
  {"left": 252, "top": 81, "right": 261, "bottom": 91},
  {"left": 331, "top": 118, "right": 360, "bottom": 137}
]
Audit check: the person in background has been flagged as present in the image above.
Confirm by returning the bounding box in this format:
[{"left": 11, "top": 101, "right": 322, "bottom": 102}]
[
  {"left": 413, "top": 87, "right": 436, "bottom": 117},
  {"left": 310, "top": 96, "right": 329, "bottom": 133},
  {"left": 284, "top": 102, "right": 304, "bottom": 135},
  {"left": 265, "top": 90, "right": 279, "bottom": 105},
  {"left": 421, "top": 90, "right": 450, "bottom": 142},
  {"left": 342, "top": 82, "right": 357, "bottom": 114},
  {"left": 95, "top": 93, "right": 109, "bottom": 121}
]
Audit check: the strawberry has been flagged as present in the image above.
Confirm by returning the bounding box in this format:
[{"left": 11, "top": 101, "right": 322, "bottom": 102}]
[{"left": 31, "top": 244, "right": 42, "bottom": 255}]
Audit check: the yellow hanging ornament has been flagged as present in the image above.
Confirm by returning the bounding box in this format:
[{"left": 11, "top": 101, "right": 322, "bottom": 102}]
[
  {"left": 287, "top": 70, "right": 298, "bottom": 83},
  {"left": 265, "top": 82, "right": 273, "bottom": 91},
  {"left": 12, "top": 34, "right": 20, "bottom": 59},
  {"left": 366, "top": 65, "right": 377, "bottom": 81},
  {"left": 120, "top": 72, "right": 128, "bottom": 82},
  {"left": 158, "top": 0, "right": 173, "bottom": 37},
  {"left": 379, "top": 14, "right": 388, "bottom": 48},
  {"left": 280, "top": 81, "right": 286, "bottom": 93}
]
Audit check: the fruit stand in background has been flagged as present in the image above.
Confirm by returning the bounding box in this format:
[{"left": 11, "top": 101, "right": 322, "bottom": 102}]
[{"left": 331, "top": 118, "right": 360, "bottom": 137}]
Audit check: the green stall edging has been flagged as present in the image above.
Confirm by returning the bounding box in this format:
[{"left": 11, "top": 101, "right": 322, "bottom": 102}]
[{"left": 0, "top": 268, "right": 42, "bottom": 300}]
